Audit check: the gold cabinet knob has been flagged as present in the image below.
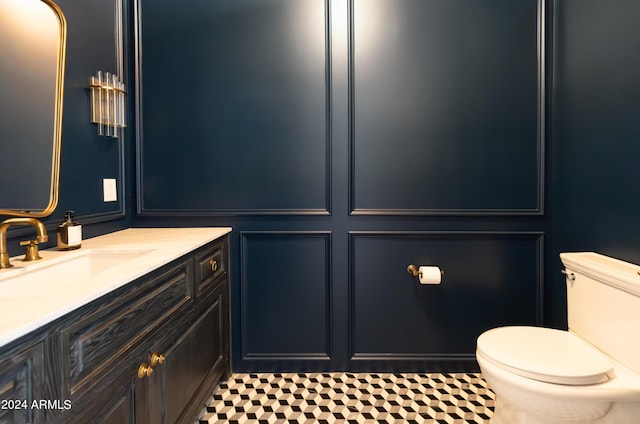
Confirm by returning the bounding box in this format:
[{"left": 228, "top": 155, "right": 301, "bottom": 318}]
[
  {"left": 137, "top": 363, "right": 153, "bottom": 379},
  {"left": 210, "top": 259, "right": 218, "bottom": 272},
  {"left": 150, "top": 352, "right": 165, "bottom": 367}
]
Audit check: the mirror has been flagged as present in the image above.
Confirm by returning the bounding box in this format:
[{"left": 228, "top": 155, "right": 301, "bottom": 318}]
[{"left": 0, "top": 0, "right": 66, "bottom": 217}]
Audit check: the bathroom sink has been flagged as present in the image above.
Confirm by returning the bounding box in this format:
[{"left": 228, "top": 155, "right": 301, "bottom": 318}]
[{"left": 0, "top": 248, "right": 154, "bottom": 284}]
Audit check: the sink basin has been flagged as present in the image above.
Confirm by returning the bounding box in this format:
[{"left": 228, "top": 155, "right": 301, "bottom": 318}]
[{"left": 0, "top": 248, "right": 154, "bottom": 283}]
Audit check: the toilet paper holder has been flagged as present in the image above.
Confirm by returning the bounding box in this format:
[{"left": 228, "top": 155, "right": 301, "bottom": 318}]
[{"left": 407, "top": 264, "right": 444, "bottom": 278}]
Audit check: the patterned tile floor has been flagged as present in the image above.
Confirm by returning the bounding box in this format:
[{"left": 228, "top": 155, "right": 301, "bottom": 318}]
[{"left": 198, "top": 373, "right": 495, "bottom": 423}]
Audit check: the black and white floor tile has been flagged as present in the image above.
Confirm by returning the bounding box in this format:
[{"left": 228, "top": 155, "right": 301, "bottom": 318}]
[{"left": 198, "top": 373, "right": 495, "bottom": 423}]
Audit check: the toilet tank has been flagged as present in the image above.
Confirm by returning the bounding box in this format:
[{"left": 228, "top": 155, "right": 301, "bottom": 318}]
[{"left": 560, "top": 252, "right": 640, "bottom": 374}]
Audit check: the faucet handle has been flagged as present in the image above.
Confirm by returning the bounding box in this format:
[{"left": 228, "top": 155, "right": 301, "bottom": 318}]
[{"left": 20, "top": 239, "right": 42, "bottom": 261}]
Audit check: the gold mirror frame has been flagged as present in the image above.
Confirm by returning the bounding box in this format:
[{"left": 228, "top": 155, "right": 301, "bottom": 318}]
[{"left": 0, "top": 0, "right": 66, "bottom": 218}]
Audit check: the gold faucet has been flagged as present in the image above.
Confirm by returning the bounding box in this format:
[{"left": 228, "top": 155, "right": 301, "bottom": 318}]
[{"left": 0, "top": 217, "right": 48, "bottom": 268}]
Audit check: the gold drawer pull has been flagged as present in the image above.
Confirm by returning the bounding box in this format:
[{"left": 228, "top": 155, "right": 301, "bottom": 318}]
[
  {"left": 137, "top": 363, "right": 153, "bottom": 379},
  {"left": 210, "top": 259, "right": 218, "bottom": 272},
  {"left": 138, "top": 352, "right": 165, "bottom": 378},
  {"left": 150, "top": 352, "right": 165, "bottom": 367}
]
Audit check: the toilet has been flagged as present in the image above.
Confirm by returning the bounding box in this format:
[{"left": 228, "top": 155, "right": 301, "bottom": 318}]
[{"left": 476, "top": 252, "right": 640, "bottom": 424}]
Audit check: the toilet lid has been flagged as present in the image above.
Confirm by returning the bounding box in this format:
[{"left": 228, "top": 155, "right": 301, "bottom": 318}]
[{"left": 477, "top": 326, "right": 614, "bottom": 385}]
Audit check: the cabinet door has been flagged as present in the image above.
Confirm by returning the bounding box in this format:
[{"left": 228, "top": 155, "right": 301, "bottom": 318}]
[
  {"left": 155, "top": 287, "right": 228, "bottom": 424},
  {"left": 88, "top": 378, "right": 136, "bottom": 424},
  {"left": 0, "top": 343, "right": 44, "bottom": 424},
  {"left": 66, "top": 358, "right": 146, "bottom": 424}
]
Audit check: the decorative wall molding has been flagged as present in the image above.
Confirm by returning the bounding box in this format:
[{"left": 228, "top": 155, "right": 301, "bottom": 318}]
[
  {"left": 347, "top": 231, "right": 545, "bottom": 360},
  {"left": 135, "top": 0, "right": 332, "bottom": 216},
  {"left": 64, "top": 0, "right": 128, "bottom": 225},
  {"left": 348, "top": 0, "right": 546, "bottom": 216},
  {"left": 240, "top": 231, "right": 333, "bottom": 361},
  {"left": 82, "top": 0, "right": 128, "bottom": 224},
  {"left": 135, "top": 208, "right": 331, "bottom": 217}
]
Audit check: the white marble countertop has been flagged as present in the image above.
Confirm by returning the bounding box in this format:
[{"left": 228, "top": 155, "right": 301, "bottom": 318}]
[{"left": 0, "top": 227, "right": 231, "bottom": 348}]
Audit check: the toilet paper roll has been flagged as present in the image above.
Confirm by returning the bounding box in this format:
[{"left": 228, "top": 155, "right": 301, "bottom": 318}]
[{"left": 419, "top": 266, "right": 442, "bottom": 285}]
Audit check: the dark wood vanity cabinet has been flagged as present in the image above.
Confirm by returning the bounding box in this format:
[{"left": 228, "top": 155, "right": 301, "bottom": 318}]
[{"left": 0, "top": 234, "right": 230, "bottom": 424}]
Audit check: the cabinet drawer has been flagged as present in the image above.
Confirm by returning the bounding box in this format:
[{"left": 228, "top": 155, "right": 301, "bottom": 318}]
[
  {"left": 195, "top": 236, "right": 228, "bottom": 296},
  {"left": 66, "top": 259, "right": 193, "bottom": 392}
]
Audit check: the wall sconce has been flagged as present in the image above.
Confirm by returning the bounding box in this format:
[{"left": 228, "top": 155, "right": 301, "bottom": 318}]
[{"left": 89, "top": 71, "right": 126, "bottom": 137}]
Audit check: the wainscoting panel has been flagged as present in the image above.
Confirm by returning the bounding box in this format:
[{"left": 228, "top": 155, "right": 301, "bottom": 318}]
[
  {"left": 349, "top": 232, "right": 543, "bottom": 362},
  {"left": 137, "top": 0, "right": 330, "bottom": 214},
  {"left": 240, "top": 232, "right": 332, "bottom": 361},
  {"left": 350, "top": 0, "right": 544, "bottom": 214}
]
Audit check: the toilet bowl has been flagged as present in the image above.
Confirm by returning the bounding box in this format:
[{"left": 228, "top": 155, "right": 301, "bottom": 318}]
[{"left": 477, "top": 252, "right": 640, "bottom": 424}]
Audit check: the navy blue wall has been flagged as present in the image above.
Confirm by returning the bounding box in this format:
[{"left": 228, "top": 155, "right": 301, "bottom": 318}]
[
  {"left": 548, "top": 0, "right": 640, "bottom": 327},
  {"left": 136, "top": 0, "right": 547, "bottom": 372}
]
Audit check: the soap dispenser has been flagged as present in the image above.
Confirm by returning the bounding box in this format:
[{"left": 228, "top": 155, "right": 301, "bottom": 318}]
[{"left": 57, "top": 210, "right": 82, "bottom": 250}]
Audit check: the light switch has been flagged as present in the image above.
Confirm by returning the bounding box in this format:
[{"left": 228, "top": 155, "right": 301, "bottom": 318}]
[{"left": 103, "top": 178, "right": 117, "bottom": 202}]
